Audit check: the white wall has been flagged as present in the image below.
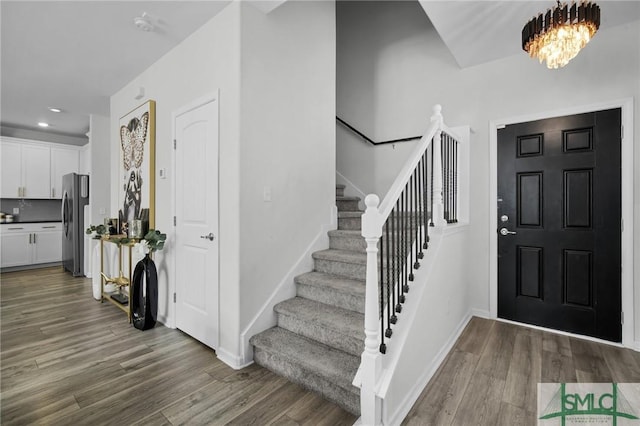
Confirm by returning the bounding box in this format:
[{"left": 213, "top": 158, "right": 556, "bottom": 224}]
[
  {"left": 379, "top": 227, "right": 470, "bottom": 425},
  {"left": 88, "top": 114, "right": 110, "bottom": 226},
  {"left": 238, "top": 0, "right": 336, "bottom": 360},
  {"left": 110, "top": 1, "right": 336, "bottom": 366},
  {"left": 110, "top": 2, "right": 242, "bottom": 356},
  {"left": 337, "top": 1, "right": 640, "bottom": 340}
]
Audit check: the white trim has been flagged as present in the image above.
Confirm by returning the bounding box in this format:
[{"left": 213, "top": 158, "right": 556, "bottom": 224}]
[
  {"left": 238, "top": 206, "right": 337, "bottom": 366},
  {"left": 216, "top": 346, "right": 254, "bottom": 370},
  {"left": 336, "top": 170, "right": 367, "bottom": 203},
  {"left": 488, "top": 98, "right": 634, "bottom": 347},
  {"left": 170, "top": 90, "right": 220, "bottom": 332},
  {"left": 384, "top": 311, "right": 473, "bottom": 426},
  {"left": 470, "top": 308, "right": 491, "bottom": 319}
]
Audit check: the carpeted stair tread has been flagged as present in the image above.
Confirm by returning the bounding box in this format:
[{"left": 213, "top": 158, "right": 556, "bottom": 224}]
[
  {"left": 312, "top": 249, "right": 367, "bottom": 265},
  {"left": 295, "top": 272, "right": 365, "bottom": 313},
  {"left": 275, "top": 297, "right": 364, "bottom": 344},
  {"left": 328, "top": 230, "right": 366, "bottom": 252},
  {"left": 338, "top": 211, "right": 363, "bottom": 218},
  {"left": 250, "top": 327, "right": 360, "bottom": 414},
  {"left": 328, "top": 229, "right": 362, "bottom": 238},
  {"left": 336, "top": 184, "right": 346, "bottom": 189}
]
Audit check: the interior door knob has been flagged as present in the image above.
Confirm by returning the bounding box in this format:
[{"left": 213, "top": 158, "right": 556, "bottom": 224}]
[
  {"left": 499, "top": 227, "right": 516, "bottom": 236},
  {"left": 200, "top": 233, "right": 215, "bottom": 241}
]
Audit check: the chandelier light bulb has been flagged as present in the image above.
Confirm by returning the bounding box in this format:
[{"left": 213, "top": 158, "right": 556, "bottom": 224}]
[{"left": 522, "top": 1, "right": 600, "bottom": 69}]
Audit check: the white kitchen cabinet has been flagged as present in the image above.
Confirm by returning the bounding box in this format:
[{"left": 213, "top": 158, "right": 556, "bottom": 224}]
[
  {"left": 1, "top": 223, "right": 62, "bottom": 268},
  {"left": 1, "top": 137, "right": 80, "bottom": 199},
  {"left": 1, "top": 142, "right": 23, "bottom": 198},
  {"left": 51, "top": 147, "right": 79, "bottom": 199},
  {"left": 0, "top": 140, "right": 50, "bottom": 199},
  {"left": 22, "top": 145, "right": 51, "bottom": 199},
  {"left": 0, "top": 229, "right": 31, "bottom": 267}
]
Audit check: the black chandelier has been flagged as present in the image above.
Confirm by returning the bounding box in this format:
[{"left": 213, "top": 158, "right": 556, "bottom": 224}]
[{"left": 522, "top": 1, "right": 600, "bottom": 69}]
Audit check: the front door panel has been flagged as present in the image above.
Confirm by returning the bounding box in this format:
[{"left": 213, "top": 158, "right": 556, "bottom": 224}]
[{"left": 497, "top": 109, "right": 621, "bottom": 342}]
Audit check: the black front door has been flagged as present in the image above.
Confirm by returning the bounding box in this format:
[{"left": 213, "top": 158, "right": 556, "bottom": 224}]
[{"left": 497, "top": 108, "right": 621, "bottom": 342}]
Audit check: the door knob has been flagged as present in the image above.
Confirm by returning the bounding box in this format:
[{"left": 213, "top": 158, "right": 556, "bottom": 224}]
[
  {"left": 200, "top": 233, "right": 215, "bottom": 241},
  {"left": 499, "top": 227, "right": 517, "bottom": 236}
]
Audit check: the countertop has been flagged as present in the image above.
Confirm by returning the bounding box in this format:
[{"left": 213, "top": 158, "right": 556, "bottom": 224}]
[{"left": 1, "top": 220, "right": 62, "bottom": 224}]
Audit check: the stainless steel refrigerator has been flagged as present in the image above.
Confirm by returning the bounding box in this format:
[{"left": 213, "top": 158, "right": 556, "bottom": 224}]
[{"left": 62, "top": 173, "right": 89, "bottom": 276}]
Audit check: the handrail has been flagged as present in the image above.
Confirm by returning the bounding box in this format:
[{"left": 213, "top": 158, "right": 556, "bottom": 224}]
[
  {"left": 377, "top": 109, "right": 442, "bottom": 220},
  {"left": 336, "top": 116, "right": 421, "bottom": 146},
  {"left": 359, "top": 104, "right": 461, "bottom": 425}
]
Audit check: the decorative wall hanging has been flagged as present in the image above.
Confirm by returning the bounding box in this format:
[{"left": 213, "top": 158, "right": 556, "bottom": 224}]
[{"left": 118, "top": 100, "right": 155, "bottom": 235}]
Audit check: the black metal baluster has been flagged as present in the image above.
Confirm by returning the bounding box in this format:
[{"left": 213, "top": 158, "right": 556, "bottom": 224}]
[
  {"left": 386, "top": 214, "right": 393, "bottom": 334},
  {"left": 379, "top": 230, "right": 386, "bottom": 353},
  {"left": 453, "top": 138, "right": 458, "bottom": 223},
  {"left": 449, "top": 136, "right": 456, "bottom": 223},
  {"left": 445, "top": 134, "right": 450, "bottom": 223},
  {"left": 412, "top": 169, "right": 419, "bottom": 270},
  {"left": 423, "top": 150, "right": 429, "bottom": 248},
  {"left": 387, "top": 210, "right": 398, "bottom": 326},
  {"left": 430, "top": 142, "right": 434, "bottom": 227},
  {"left": 396, "top": 194, "right": 404, "bottom": 313},
  {"left": 399, "top": 189, "right": 405, "bottom": 301},
  {"left": 417, "top": 158, "right": 424, "bottom": 260},
  {"left": 408, "top": 177, "right": 415, "bottom": 282}
]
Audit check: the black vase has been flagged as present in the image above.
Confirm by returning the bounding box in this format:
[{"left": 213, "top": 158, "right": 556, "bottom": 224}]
[{"left": 132, "top": 254, "right": 158, "bottom": 330}]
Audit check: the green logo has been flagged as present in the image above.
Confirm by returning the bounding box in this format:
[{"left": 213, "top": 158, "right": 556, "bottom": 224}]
[{"left": 539, "top": 383, "right": 639, "bottom": 425}]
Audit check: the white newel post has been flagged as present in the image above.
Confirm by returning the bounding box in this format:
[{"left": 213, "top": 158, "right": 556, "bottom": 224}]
[
  {"left": 360, "top": 194, "right": 383, "bottom": 425},
  {"left": 430, "top": 105, "right": 446, "bottom": 227}
]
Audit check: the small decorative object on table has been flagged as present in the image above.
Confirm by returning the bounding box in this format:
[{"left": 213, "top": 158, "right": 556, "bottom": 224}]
[
  {"left": 86, "top": 224, "right": 107, "bottom": 239},
  {"left": 131, "top": 229, "right": 166, "bottom": 330}
]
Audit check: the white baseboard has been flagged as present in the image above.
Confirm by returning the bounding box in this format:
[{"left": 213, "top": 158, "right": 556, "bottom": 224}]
[
  {"left": 238, "top": 210, "right": 337, "bottom": 366},
  {"left": 385, "top": 311, "right": 473, "bottom": 426},
  {"left": 470, "top": 308, "right": 491, "bottom": 319},
  {"left": 217, "top": 346, "right": 254, "bottom": 370}
]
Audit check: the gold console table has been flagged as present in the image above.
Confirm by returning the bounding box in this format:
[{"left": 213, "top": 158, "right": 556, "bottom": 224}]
[{"left": 99, "top": 236, "right": 139, "bottom": 322}]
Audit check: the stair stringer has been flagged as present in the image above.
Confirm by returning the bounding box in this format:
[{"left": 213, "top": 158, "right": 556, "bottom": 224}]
[
  {"left": 353, "top": 224, "right": 471, "bottom": 425},
  {"left": 238, "top": 205, "right": 338, "bottom": 368}
]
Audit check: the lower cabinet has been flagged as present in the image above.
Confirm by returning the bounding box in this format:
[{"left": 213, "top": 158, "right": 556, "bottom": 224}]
[{"left": 1, "top": 223, "right": 62, "bottom": 268}]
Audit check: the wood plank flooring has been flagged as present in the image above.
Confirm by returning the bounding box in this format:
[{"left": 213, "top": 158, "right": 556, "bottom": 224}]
[
  {"left": 403, "top": 316, "right": 640, "bottom": 425},
  {"left": 5, "top": 267, "right": 640, "bottom": 425},
  {"left": 0, "top": 267, "right": 356, "bottom": 425}
]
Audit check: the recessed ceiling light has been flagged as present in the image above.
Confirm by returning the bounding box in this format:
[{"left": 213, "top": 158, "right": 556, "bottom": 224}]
[
  {"left": 48, "top": 107, "right": 62, "bottom": 113},
  {"left": 37, "top": 122, "right": 50, "bottom": 128}
]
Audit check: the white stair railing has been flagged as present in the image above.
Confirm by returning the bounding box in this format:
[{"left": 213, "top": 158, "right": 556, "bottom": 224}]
[{"left": 359, "top": 105, "right": 460, "bottom": 425}]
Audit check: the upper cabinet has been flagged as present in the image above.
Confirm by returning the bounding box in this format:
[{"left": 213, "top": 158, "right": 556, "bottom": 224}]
[
  {"left": 51, "top": 147, "right": 79, "bottom": 199},
  {"left": 1, "top": 142, "right": 22, "bottom": 198},
  {"left": 22, "top": 144, "right": 51, "bottom": 198},
  {"left": 1, "top": 137, "right": 80, "bottom": 199}
]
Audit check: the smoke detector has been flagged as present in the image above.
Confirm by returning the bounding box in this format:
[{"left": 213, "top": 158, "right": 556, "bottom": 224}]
[{"left": 134, "top": 12, "right": 154, "bottom": 32}]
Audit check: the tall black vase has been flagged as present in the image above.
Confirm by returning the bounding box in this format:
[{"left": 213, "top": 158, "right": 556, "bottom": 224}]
[{"left": 132, "top": 253, "right": 158, "bottom": 330}]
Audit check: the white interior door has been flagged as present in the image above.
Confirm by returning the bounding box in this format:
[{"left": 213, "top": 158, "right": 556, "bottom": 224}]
[{"left": 175, "top": 98, "right": 219, "bottom": 349}]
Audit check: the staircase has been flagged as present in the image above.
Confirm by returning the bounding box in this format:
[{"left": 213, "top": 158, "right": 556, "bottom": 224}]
[{"left": 250, "top": 184, "right": 365, "bottom": 415}]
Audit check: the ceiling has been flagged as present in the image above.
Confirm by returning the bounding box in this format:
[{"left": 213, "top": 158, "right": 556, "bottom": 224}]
[
  {"left": 2, "top": 1, "right": 639, "bottom": 142},
  {"left": 419, "top": 1, "right": 640, "bottom": 69},
  {"left": 1, "top": 1, "right": 232, "bottom": 140}
]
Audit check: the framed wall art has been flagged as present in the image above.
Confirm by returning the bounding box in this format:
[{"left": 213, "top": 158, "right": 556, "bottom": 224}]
[{"left": 118, "top": 100, "right": 155, "bottom": 235}]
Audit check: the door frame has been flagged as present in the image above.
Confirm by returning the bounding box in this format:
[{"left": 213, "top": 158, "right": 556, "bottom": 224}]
[
  {"left": 489, "top": 98, "right": 634, "bottom": 347},
  {"left": 170, "top": 90, "right": 220, "bottom": 329}
]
